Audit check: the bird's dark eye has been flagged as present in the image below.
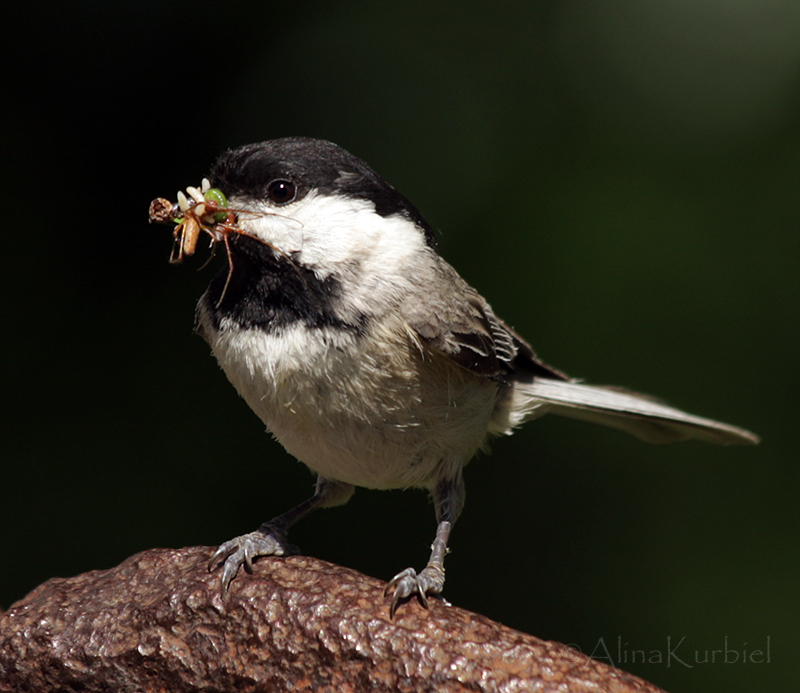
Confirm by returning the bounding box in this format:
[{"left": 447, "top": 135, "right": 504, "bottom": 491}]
[{"left": 266, "top": 179, "right": 297, "bottom": 205}]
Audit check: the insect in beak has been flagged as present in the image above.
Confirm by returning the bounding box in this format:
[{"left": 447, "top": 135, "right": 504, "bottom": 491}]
[
  {"left": 149, "top": 180, "right": 301, "bottom": 307},
  {"left": 149, "top": 178, "right": 231, "bottom": 264}
]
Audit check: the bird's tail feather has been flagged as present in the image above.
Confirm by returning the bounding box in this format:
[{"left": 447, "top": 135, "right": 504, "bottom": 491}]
[{"left": 505, "top": 378, "right": 759, "bottom": 446}]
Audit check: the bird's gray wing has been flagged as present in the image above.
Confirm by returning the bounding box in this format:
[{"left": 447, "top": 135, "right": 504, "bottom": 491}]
[
  {"left": 399, "top": 261, "right": 567, "bottom": 381},
  {"left": 400, "top": 261, "right": 758, "bottom": 446}
]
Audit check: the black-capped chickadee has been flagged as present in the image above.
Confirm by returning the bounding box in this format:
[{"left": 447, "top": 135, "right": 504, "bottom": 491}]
[{"left": 171, "top": 137, "right": 758, "bottom": 613}]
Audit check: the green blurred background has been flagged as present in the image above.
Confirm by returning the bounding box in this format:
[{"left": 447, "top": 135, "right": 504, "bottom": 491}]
[{"left": 3, "top": 1, "right": 798, "bottom": 691}]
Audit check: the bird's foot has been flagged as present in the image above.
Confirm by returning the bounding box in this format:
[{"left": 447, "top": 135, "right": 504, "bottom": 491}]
[
  {"left": 207, "top": 523, "right": 297, "bottom": 593},
  {"left": 385, "top": 563, "right": 445, "bottom": 617}
]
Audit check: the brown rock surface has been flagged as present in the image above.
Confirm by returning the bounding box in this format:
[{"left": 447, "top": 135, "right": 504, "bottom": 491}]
[{"left": 0, "top": 547, "right": 667, "bottom": 693}]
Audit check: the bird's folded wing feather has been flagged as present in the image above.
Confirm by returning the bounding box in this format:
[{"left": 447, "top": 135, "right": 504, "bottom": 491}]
[
  {"left": 400, "top": 262, "right": 567, "bottom": 380},
  {"left": 400, "top": 261, "right": 757, "bottom": 446}
]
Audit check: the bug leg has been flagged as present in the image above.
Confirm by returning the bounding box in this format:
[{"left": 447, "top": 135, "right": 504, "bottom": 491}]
[
  {"left": 196, "top": 237, "right": 218, "bottom": 271},
  {"left": 169, "top": 222, "right": 187, "bottom": 264},
  {"left": 215, "top": 231, "right": 237, "bottom": 307}
]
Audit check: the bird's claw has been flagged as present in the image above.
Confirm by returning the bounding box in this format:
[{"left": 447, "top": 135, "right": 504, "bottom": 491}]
[
  {"left": 385, "top": 564, "right": 445, "bottom": 617},
  {"left": 207, "top": 525, "right": 294, "bottom": 593}
]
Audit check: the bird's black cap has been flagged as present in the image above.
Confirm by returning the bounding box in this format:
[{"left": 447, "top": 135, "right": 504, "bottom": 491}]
[{"left": 210, "top": 137, "right": 437, "bottom": 246}]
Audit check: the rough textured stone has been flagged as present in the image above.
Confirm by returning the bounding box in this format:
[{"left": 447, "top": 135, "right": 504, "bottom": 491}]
[{"left": 0, "top": 547, "right": 667, "bottom": 692}]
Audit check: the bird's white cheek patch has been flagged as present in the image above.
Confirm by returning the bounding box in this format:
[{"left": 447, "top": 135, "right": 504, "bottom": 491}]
[{"left": 236, "top": 193, "right": 429, "bottom": 283}]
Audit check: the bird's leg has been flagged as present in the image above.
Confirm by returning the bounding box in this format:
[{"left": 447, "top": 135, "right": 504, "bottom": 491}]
[
  {"left": 385, "top": 471, "right": 465, "bottom": 616},
  {"left": 208, "top": 476, "right": 354, "bottom": 593}
]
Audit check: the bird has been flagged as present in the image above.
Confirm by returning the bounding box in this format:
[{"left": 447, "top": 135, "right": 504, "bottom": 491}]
[{"left": 164, "top": 137, "right": 759, "bottom": 614}]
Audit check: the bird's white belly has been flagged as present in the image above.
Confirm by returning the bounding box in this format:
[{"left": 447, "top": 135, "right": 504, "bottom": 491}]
[{"left": 208, "top": 318, "right": 499, "bottom": 490}]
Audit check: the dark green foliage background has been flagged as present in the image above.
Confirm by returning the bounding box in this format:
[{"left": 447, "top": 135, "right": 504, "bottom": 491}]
[{"left": 2, "top": 2, "right": 797, "bottom": 691}]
